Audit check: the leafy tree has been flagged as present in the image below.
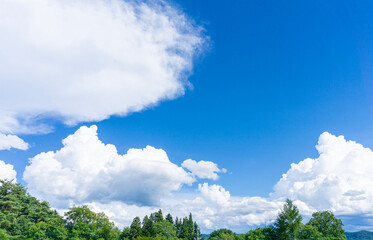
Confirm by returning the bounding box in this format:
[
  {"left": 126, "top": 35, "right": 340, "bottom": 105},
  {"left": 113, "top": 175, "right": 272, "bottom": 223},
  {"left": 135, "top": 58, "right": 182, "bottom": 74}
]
[
  {"left": 0, "top": 179, "right": 64, "bottom": 239},
  {"left": 209, "top": 229, "right": 235, "bottom": 240},
  {"left": 273, "top": 199, "right": 302, "bottom": 240},
  {"left": 246, "top": 226, "right": 276, "bottom": 240},
  {"left": 297, "top": 224, "right": 323, "bottom": 240},
  {"left": 0, "top": 229, "right": 9, "bottom": 240},
  {"left": 308, "top": 211, "right": 346, "bottom": 240},
  {"left": 65, "top": 205, "right": 118, "bottom": 240},
  {"left": 153, "top": 221, "right": 177, "bottom": 239}
]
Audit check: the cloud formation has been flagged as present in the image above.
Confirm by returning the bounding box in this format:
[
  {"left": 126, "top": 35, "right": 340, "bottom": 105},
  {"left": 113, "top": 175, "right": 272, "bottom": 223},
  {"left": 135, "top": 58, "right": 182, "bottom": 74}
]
[
  {"left": 272, "top": 132, "right": 373, "bottom": 216},
  {"left": 182, "top": 159, "right": 223, "bottom": 180},
  {"left": 0, "top": 0, "right": 204, "bottom": 134},
  {"left": 23, "top": 130, "right": 373, "bottom": 231},
  {"left": 23, "top": 125, "right": 195, "bottom": 207},
  {"left": 0, "top": 160, "right": 17, "bottom": 182},
  {"left": 76, "top": 183, "right": 283, "bottom": 231},
  {"left": 0, "top": 133, "right": 29, "bottom": 150}
]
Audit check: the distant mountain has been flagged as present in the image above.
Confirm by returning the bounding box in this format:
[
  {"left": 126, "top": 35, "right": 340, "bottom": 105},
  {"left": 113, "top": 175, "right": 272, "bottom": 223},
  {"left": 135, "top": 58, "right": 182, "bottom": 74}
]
[
  {"left": 345, "top": 230, "right": 373, "bottom": 240},
  {"left": 200, "top": 234, "right": 210, "bottom": 239}
]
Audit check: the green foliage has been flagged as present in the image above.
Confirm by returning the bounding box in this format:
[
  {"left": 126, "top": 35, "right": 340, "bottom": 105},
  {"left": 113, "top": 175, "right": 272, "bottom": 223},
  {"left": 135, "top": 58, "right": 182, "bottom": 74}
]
[
  {"left": 166, "top": 214, "right": 174, "bottom": 225},
  {"left": 0, "top": 179, "right": 351, "bottom": 240},
  {"left": 130, "top": 217, "right": 143, "bottom": 239},
  {"left": 153, "top": 221, "right": 177, "bottom": 239},
  {"left": 245, "top": 226, "right": 275, "bottom": 240},
  {"left": 0, "top": 179, "right": 65, "bottom": 239},
  {"left": 0, "top": 229, "right": 9, "bottom": 240},
  {"left": 308, "top": 211, "right": 346, "bottom": 240},
  {"left": 209, "top": 229, "right": 235, "bottom": 240},
  {"left": 273, "top": 199, "right": 302, "bottom": 240},
  {"left": 65, "top": 205, "right": 119, "bottom": 240},
  {"left": 297, "top": 224, "right": 323, "bottom": 240}
]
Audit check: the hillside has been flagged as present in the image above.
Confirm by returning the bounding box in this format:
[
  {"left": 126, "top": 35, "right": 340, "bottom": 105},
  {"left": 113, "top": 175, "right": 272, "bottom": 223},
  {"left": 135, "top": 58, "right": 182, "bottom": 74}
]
[{"left": 346, "top": 230, "right": 373, "bottom": 240}]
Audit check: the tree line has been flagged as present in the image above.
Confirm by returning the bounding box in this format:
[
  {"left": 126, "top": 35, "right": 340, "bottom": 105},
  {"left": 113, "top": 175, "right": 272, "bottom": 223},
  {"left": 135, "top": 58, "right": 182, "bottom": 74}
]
[
  {"left": 207, "top": 199, "right": 346, "bottom": 240},
  {"left": 0, "top": 179, "right": 346, "bottom": 239},
  {"left": 0, "top": 180, "right": 198, "bottom": 239}
]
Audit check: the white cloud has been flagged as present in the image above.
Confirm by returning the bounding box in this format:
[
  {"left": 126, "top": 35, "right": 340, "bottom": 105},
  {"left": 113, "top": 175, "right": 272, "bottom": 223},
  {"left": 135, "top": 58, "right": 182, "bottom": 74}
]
[
  {"left": 24, "top": 130, "right": 373, "bottom": 231},
  {"left": 0, "top": 160, "right": 17, "bottom": 182},
  {"left": 0, "top": 133, "right": 29, "bottom": 151},
  {"left": 75, "top": 183, "right": 283, "bottom": 231},
  {"left": 23, "top": 125, "right": 195, "bottom": 207},
  {"left": 0, "top": 0, "right": 205, "bottom": 134},
  {"left": 272, "top": 132, "right": 373, "bottom": 216},
  {"left": 182, "top": 159, "right": 223, "bottom": 180}
]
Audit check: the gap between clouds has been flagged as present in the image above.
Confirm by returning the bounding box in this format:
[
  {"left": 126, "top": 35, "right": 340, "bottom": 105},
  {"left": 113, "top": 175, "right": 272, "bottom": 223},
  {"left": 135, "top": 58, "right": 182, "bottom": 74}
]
[{"left": 16, "top": 126, "right": 373, "bottom": 231}]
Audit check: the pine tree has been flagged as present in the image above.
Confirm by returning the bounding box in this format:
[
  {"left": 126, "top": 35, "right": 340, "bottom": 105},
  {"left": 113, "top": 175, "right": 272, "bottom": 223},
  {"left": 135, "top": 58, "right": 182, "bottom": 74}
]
[
  {"left": 187, "top": 213, "right": 194, "bottom": 240},
  {"left": 273, "top": 199, "right": 302, "bottom": 240},
  {"left": 142, "top": 215, "right": 154, "bottom": 237},
  {"left": 193, "top": 222, "right": 200, "bottom": 240},
  {"left": 166, "top": 213, "right": 174, "bottom": 224},
  {"left": 154, "top": 209, "right": 164, "bottom": 223},
  {"left": 130, "top": 216, "right": 142, "bottom": 239}
]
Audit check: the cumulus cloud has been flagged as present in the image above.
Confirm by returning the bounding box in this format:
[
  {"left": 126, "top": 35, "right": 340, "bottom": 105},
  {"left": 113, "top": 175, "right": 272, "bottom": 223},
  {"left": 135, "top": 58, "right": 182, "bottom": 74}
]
[
  {"left": 182, "top": 159, "right": 223, "bottom": 180},
  {"left": 23, "top": 125, "right": 195, "bottom": 207},
  {"left": 0, "top": 160, "right": 17, "bottom": 182},
  {"left": 272, "top": 132, "right": 373, "bottom": 216},
  {"left": 76, "top": 183, "right": 283, "bottom": 231},
  {"left": 0, "top": 0, "right": 205, "bottom": 134},
  {"left": 0, "top": 133, "right": 29, "bottom": 150},
  {"left": 23, "top": 130, "right": 373, "bottom": 231}
]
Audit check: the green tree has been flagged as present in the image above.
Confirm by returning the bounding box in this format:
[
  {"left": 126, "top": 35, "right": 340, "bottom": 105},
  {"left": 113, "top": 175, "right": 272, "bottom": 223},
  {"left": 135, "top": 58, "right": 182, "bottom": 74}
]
[
  {"left": 130, "top": 216, "right": 142, "bottom": 239},
  {"left": 273, "top": 199, "right": 302, "bottom": 240},
  {"left": 187, "top": 213, "right": 194, "bottom": 240},
  {"left": 193, "top": 222, "right": 200, "bottom": 240},
  {"left": 153, "top": 221, "right": 177, "bottom": 239},
  {"left": 65, "top": 205, "right": 118, "bottom": 240},
  {"left": 0, "top": 229, "right": 9, "bottom": 240},
  {"left": 120, "top": 227, "right": 131, "bottom": 240},
  {"left": 142, "top": 215, "right": 155, "bottom": 237},
  {"left": 246, "top": 226, "right": 276, "bottom": 240},
  {"left": 154, "top": 210, "right": 164, "bottom": 223},
  {"left": 209, "top": 229, "right": 235, "bottom": 240},
  {"left": 166, "top": 214, "right": 174, "bottom": 225},
  {"left": 175, "top": 217, "right": 182, "bottom": 238},
  {"left": 308, "top": 211, "right": 346, "bottom": 240},
  {"left": 297, "top": 224, "right": 323, "bottom": 240},
  {"left": 0, "top": 179, "right": 65, "bottom": 239}
]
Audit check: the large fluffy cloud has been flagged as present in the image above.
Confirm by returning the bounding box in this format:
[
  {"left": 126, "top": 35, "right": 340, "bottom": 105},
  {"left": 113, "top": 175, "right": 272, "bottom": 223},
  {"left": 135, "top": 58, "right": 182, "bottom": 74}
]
[
  {"left": 23, "top": 130, "right": 373, "bottom": 231},
  {"left": 23, "top": 125, "right": 195, "bottom": 207},
  {"left": 0, "top": 160, "right": 17, "bottom": 182},
  {"left": 0, "top": 0, "right": 204, "bottom": 134},
  {"left": 272, "top": 132, "right": 373, "bottom": 216},
  {"left": 0, "top": 133, "right": 29, "bottom": 150},
  {"left": 85, "top": 132, "right": 373, "bottom": 231}
]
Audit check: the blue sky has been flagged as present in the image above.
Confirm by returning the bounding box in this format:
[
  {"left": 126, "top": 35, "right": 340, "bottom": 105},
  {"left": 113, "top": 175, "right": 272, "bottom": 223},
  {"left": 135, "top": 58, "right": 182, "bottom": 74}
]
[{"left": 1, "top": 0, "right": 373, "bottom": 232}]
